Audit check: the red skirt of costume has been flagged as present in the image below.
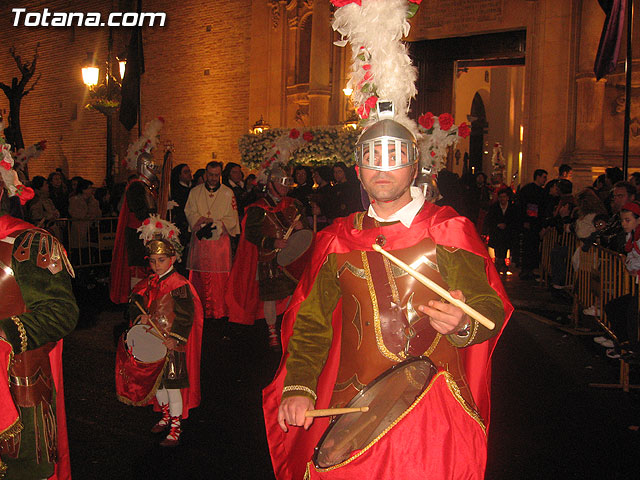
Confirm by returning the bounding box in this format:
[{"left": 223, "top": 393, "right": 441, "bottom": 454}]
[
  {"left": 188, "top": 234, "right": 231, "bottom": 319},
  {"left": 115, "top": 274, "right": 204, "bottom": 419},
  {"left": 262, "top": 204, "right": 514, "bottom": 480},
  {"left": 306, "top": 371, "right": 486, "bottom": 480},
  {"left": 0, "top": 340, "right": 70, "bottom": 480}
]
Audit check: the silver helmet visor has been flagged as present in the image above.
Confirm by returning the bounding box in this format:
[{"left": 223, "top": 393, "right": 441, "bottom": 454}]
[{"left": 357, "top": 136, "right": 417, "bottom": 171}]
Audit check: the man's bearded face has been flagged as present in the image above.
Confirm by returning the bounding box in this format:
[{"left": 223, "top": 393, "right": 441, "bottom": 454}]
[{"left": 206, "top": 166, "right": 222, "bottom": 188}]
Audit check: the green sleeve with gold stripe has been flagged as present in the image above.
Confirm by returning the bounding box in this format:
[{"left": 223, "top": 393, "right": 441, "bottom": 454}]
[
  {"left": 436, "top": 245, "right": 505, "bottom": 347},
  {"left": 0, "top": 230, "right": 78, "bottom": 352},
  {"left": 282, "top": 254, "right": 339, "bottom": 400}
]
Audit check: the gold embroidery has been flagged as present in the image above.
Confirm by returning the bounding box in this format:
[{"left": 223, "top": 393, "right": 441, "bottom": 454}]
[
  {"left": 350, "top": 295, "right": 363, "bottom": 349},
  {"left": 337, "top": 261, "right": 366, "bottom": 279},
  {"left": 389, "top": 263, "right": 408, "bottom": 278},
  {"left": 282, "top": 384, "right": 317, "bottom": 400},
  {"left": 409, "top": 254, "right": 440, "bottom": 273},
  {"left": 422, "top": 332, "right": 442, "bottom": 357},
  {"left": 314, "top": 371, "right": 485, "bottom": 473},
  {"left": 11, "top": 316, "right": 27, "bottom": 353},
  {"left": 361, "top": 250, "right": 402, "bottom": 363},
  {"left": 333, "top": 374, "right": 365, "bottom": 392}
]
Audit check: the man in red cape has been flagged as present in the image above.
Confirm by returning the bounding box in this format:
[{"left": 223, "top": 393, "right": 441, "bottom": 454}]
[
  {"left": 263, "top": 117, "right": 513, "bottom": 479},
  {"left": 0, "top": 212, "right": 78, "bottom": 479},
  {"left": 224, "top": 198, "right": 292, "bottom": 326}
]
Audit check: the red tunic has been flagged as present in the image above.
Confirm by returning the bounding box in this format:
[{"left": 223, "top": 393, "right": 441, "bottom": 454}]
[{"left": 262, "top": 203, "right": 513, "bottom": 480}]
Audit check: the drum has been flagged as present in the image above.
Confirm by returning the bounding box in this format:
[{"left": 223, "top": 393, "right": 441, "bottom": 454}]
[
  {"left": 125, "top": 324, "right": 167, "bottom": 363},
  {"left": 313, "top": 357, "right": 438, "bottom": 469},
  {"left": 277, "top": 229, "right": 313, "bottom": 266}
]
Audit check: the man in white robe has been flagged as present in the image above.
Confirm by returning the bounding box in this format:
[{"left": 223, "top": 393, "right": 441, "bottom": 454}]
[{"left": 185, "top": 161, "right": 240, "bottom": 319}]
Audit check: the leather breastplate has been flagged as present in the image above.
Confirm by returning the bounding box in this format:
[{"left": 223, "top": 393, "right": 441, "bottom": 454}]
[
  {"left": 259, "top": 200, "right": 299, "bottom": 261},
  {"left": 330, "top": 219, "right": 475, "bottom": 410},
  {"left": 0, "top": 240, "right": 26, "bottom": 319},
  {"left": 148, "top": 290, "right": 186, "bottom": 352}
]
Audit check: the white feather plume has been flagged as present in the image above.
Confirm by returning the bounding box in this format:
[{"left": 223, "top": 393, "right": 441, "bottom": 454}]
[
  {"left": 333, "top": 0, "right": 417, "bottom": 124},
  {"left": 126, "top": 117, "right": 165, "bottom": 171}
]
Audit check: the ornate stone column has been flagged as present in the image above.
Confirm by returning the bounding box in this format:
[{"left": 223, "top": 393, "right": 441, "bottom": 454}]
[{"left": 308, "top": 0, "right": 332, "bottom": 125}]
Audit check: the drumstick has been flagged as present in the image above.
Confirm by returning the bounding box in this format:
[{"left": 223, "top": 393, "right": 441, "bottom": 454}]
[
  {"left": 134, "top": 300, "right": 167, "bottom": 339},
  {"left": 371, "top": 244, "right": 495, "bottom": 330},
  {"left": 313, "top": 213, "right": 317, "bottom": 234},
  {"left": 305, "top": 407, "right": 369, "bottom": 418},
  {"left": 275, "top": 214, "right": 302, "bottom": 253},
  {"left": 283, "top": 214, "right": 301, "bottom": 241}
]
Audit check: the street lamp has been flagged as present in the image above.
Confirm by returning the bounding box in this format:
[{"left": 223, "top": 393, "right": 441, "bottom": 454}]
[
  {"left": 82, "top": 53, "right": 99, "bottom": 87},
  {"left": 117, "top": 55, "right": 127, "bottom": 80}
]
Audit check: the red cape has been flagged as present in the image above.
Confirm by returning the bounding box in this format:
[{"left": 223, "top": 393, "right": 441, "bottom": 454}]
[
  {"left": 0, "top": 216, "right": 71, "bottom": 479},
  {"left": 262, "top": 203, "right": 513, "bottom": 480},
  {"left": 117, "top": 271, "right": 204, "bottom": 419},
  {"left": 225, "top": 197, "right": 297, "bottom": 325}
]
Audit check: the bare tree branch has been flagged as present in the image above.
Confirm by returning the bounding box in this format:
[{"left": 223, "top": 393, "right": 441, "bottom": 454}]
[{"left": 22, "top": 73, "right": 41, "bottom": 96}]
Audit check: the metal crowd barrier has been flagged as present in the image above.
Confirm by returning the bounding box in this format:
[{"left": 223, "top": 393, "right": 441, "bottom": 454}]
[
  {"left": 540, "top": 229, "right": 640, "bottom": 391},
  {"left": 44, "top": 216, "right": 119, "bottom": 268}
]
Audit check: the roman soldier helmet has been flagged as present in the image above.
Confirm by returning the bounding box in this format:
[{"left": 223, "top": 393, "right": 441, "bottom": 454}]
[
  {"left": 137, "top": 215, "right": 183, "bottom": 260},
  {"left": 355, "top": 101, "right": 418, "bottom": 171},
  {"left": 136, "top": 152, "right": 161, "bottom": 190},
  {"left": 126, "top": 117, "right": 165, "bottom": 189},
  {"left": 267, "top": 162, "right": 293, "bottom": 187}
]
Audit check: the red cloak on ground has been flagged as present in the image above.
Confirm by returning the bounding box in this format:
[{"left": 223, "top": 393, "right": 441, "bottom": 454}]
[
  {"left": 115, "top": 271, "right": 204, "bottom": 419},
  {"left": 0, "top": 216, "right": 71, "bottom": 479},
  {"left": 225, "top": 197, "right": 298, "bottom": 325},
  {"left": 262, "top": 203, "right": 513, "bottom": 480}
]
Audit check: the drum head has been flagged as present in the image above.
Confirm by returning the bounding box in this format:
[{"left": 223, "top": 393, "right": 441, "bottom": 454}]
[
  {"left": 313, "top": 357, "right": 438, "bottom": 469},
  {"left": 277, "top": 229, "right": 313, "bottom": 266},
  {"left": 125, "top": 325, "right": 167, "bottom": 363}
]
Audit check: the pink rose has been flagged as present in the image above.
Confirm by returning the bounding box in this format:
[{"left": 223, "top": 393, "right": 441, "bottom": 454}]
[
  {"left": 143, "top": 218, "right": 151, "bottom": 225},
  {"left": 0, "top": 160, "right": 11, "bottom": 170},
  {"left": 458, "top": 122, "right": 471, "bottom": 139},
  {"left": 364, "top": 71, "right": 372, "bottom": 81},
  {"left": 430, "top": 151, "right": 436, "bottom": 157},
  {"left": 438, "top": 113, "right": 454, "bottom": 131},
  {"left": 155, "top": 221, "right": 163, "bottom": 228},
  {"left": 303, "top": 131, "right": 314, "bottom": 142},
  {"left": 362, "top": 64, "right": 372, "bottom": 71},
  {"left": 289, "top": 128, "right": 300, "bottom": 139},
  {"left": 418, "top": 113, "right": 434, "bottom": 130},
  {"left": 168, "top": 230, "right": 175, "bottom": 238}
]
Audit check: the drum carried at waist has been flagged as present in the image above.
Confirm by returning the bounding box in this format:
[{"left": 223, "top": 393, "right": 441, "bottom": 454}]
[
  {"left": 277, "top": 229, "right": 313, "bottom": 281},
  {"left": 313, "top": 357, "right": 438, "bottom": 469},
  {"left": 115, "top": 325, "right": 168, "bottom": 406}
]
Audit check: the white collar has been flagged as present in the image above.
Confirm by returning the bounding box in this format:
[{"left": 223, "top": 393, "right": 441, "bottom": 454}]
[
  {"left": 179, "top": 181, "right": 191, "bottom": 188},
  {"left": 367, "top": 186, "right": 425, "bottom": 228},
  {"left": 159, "top": 267, "right": 174, "bottom": 279}
]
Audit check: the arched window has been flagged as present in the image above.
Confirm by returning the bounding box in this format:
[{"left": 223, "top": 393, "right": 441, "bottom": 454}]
[{"left": 469, "top": 92, "right": 488, "bottom": 174}]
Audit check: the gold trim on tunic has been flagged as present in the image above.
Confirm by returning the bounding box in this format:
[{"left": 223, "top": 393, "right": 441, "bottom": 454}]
[{"left": 313, "top": 371, "right": 485, "bottom": 473}]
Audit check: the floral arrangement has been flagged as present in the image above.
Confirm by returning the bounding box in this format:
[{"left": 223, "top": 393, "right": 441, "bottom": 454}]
[
  {"left": 417, "top": 112, "right": 470, "bottom": 172},
  {"left": 0, "top": 137, "right": 34, "bottom": 205},
  {"left": 238, "top": 126, "right": 361, "bottom": 172},
  {"left": 137, "top": 214, "right": 184, "bottom": 259},
  {"left": 125, "top": 117, "right": 165, "bottom": 170},
  {"left": 332, "top": 0, "right": 421, "bottom": 131}
]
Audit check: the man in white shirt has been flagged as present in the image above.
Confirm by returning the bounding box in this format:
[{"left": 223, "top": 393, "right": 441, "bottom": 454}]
[{"left": 184, "top": 161, "right": 240, "bottom": 319}]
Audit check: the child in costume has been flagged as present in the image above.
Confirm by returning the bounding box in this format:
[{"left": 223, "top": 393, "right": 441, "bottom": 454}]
[{"left": 116, "top": 215, "right": 203, "bottom": 447}]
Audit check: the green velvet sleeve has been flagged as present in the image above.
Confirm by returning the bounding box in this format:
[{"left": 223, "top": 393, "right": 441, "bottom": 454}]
[
  {"left": 436, "top": 245, "right": 505, "bottom": 347},
  {"left": 282, "top": 254, "right": 340, "bottom": 400},
  {"left": 169, "top": 285, "right": 195, "bottom": 343},
  {"left": 0, "top": 231, "right": 79, "bottom": 352}
]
